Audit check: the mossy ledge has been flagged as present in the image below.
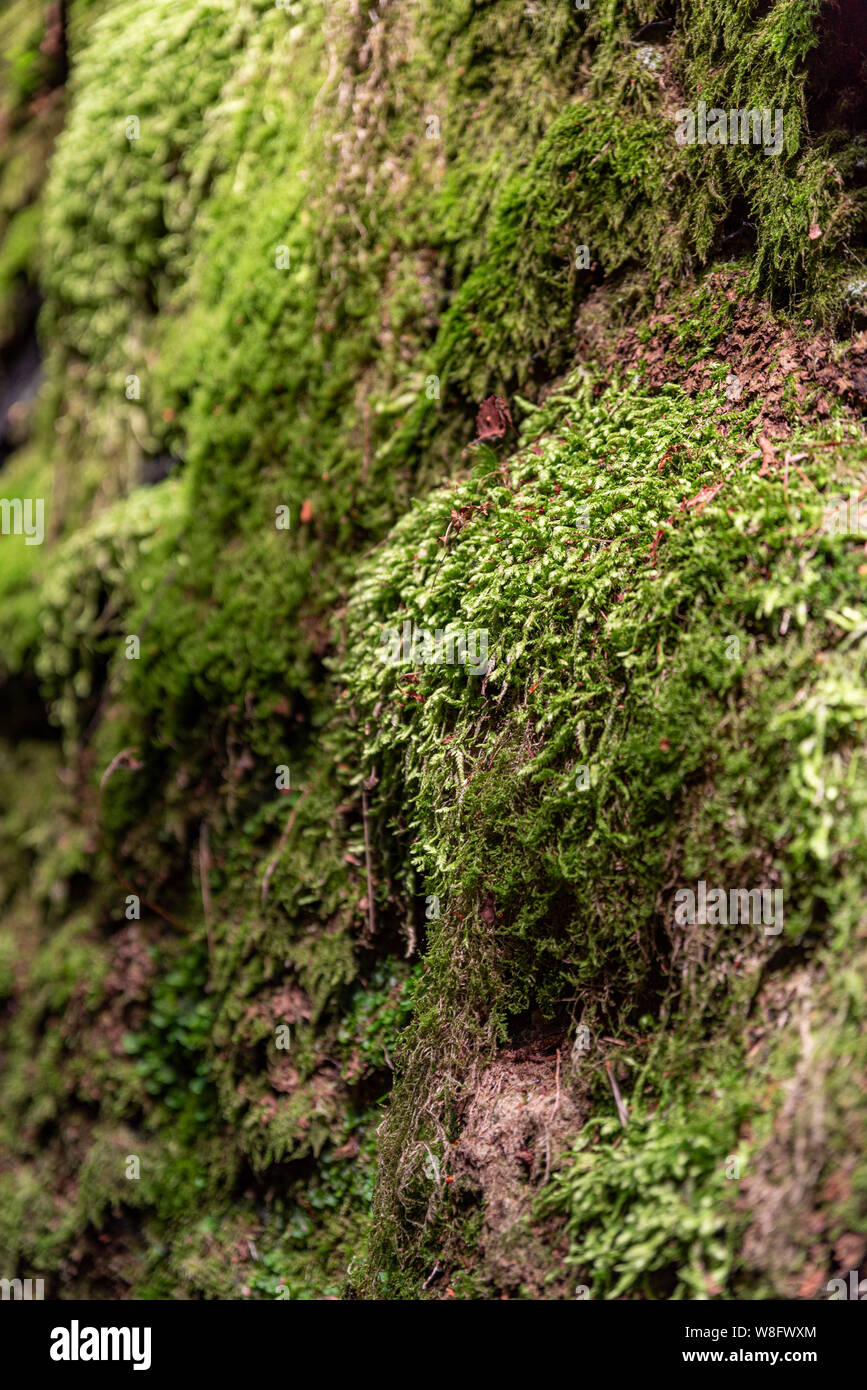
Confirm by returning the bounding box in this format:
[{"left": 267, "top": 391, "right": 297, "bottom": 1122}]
[{"left": 0, "top": 0, "right": 866, "bottom": 1300}]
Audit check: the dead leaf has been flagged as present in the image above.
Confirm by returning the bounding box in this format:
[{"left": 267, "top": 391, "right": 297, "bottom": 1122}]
[{"left": 475, "top": 395, "right": 513, "bottom": 442}]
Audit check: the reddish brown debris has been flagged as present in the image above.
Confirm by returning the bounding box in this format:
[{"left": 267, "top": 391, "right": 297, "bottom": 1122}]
[
  {"left": 475, "top": 394, "right": 514, "bottom": 442},
  {"left": 588, "top": 268, "right": 867, "bottom": 438}
]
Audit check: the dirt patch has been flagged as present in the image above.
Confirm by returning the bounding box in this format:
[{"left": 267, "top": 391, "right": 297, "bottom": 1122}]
[
  {"left": 737, "top": 967, "right": 838, "bottom": 1297},
  {"left": 578, "top": 268, "right": 867, "bottom": 437},
  {"left": 453, "top": 1041, "right": 587, "bottom": 1295}
]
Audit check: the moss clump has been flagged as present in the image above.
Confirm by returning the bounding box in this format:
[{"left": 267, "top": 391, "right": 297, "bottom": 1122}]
[
  {"left": 340, "top": 363, "right": 867, "bottom": 1291},
  {"left": 540, "top": 1098, "right": 748, "bottom": 1299}
]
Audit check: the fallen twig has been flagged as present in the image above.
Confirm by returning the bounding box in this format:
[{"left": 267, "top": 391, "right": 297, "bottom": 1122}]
[
  {"left": 422, "top": 1260, "right": 442, "bottom": 1291},
  {"left": 99, "top": 747, "right": 142, "bottom": 789},
  {"left": 604, "top": 1058, "right": 630, "bottom": 1129}
]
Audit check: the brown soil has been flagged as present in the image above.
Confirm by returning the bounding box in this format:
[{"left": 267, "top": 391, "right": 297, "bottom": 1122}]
[{"left": 452, "top": 1041, "right": 587, "bottom": 1296}]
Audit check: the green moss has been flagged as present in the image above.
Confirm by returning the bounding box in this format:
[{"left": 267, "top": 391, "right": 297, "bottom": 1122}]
[
  {"left": 2, "top": 0, "right": 867, "bottom": 1300},
  {"left": 540, "top": 1096, "right": 748, "bottom": 1299},
  {"left": 0, "top": 449, "right": 52, "bottom": 672},
  {"left": 339, "top": 363, "right": 867, "bottom": 1287}
]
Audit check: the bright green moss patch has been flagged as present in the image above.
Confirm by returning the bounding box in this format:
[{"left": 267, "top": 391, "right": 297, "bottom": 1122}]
[
  {"left": 540, "top": 1099, "right": 748, "bottom": 1299},
  {"left": 340, "top": 368, "right": 867, "bottom": 1290}
]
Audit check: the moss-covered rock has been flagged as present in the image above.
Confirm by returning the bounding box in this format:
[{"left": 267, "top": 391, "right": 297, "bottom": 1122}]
[{"left": 1, "top": 0, "right": 866, "bottom": 1300}]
